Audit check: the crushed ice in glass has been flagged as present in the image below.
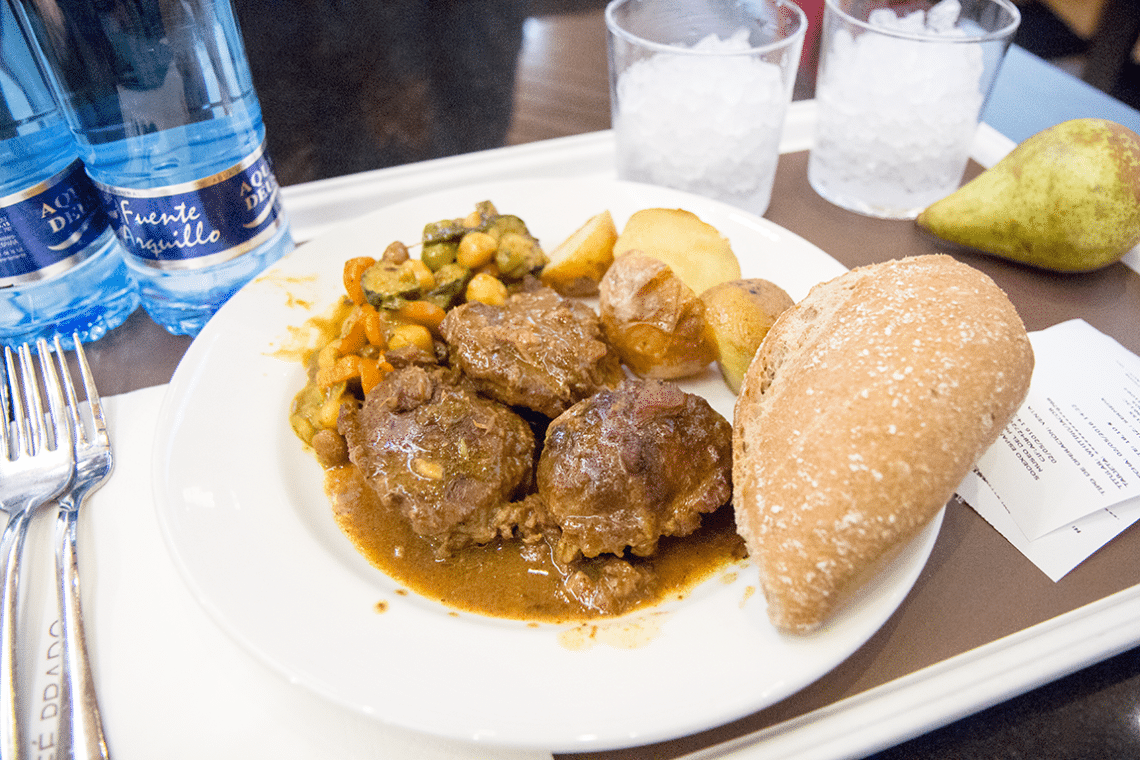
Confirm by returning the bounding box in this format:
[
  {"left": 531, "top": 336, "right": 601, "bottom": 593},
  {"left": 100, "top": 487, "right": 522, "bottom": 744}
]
[
  {"left": 615, "top": 29, "right": 789, "bottom": 215},
  {"left": 810, "top": 0, "right": 986, "bottom": 213}
]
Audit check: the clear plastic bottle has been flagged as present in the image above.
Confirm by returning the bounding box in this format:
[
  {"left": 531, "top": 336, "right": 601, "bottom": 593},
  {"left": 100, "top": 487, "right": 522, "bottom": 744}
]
[
  {"left": 0, "top": 0, "right": 138, "bottom": 348},
  {"left": 13, "top": 0, "right": 293, "bottom": 336}
]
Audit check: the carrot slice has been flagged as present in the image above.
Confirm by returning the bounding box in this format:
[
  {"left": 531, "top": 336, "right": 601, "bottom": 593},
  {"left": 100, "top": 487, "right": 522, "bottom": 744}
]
[
  {"left": 316, "top": 354, "right": 361, "bottom": 389},
  {"left": 359, "top": 358, "right": 382, "bottom": 394},
  {"left": 343, "top": 257, "right": 376, "bottom": 306},
  {"left": 396, "top": 300, "right": 447, "bottom": 332},
  {"left": 361, "top": 304, "right": 386, "bottom": 346},
  {"left": 338, "top": 312, "right": 369, "bottom": 355}
]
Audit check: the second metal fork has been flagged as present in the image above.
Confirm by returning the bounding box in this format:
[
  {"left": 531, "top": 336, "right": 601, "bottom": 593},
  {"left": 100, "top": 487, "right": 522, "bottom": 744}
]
[{"left": 53, "top": 334, "right": 112, "bottom": 760}]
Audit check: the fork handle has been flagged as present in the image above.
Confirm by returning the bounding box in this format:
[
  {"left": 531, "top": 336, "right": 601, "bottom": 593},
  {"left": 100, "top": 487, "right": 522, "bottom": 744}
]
[
  {"left": 1, "top": 509, "right": 35, "bottom": 760},
  {"left": 55, "top": 504, "right": 111, "bottom": 760}
]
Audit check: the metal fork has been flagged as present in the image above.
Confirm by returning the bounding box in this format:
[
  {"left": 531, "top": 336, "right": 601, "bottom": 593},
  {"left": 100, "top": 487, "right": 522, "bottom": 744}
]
[
  {"left": 53, "top": 334, "right": 112, "bottom": 760},
  {"left": 0, "top": 339, "right": 75, "bottom": 760}
]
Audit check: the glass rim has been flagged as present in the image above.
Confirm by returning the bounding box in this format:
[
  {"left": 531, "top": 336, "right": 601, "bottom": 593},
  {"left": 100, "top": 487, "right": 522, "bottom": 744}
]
[
  {"left": 823, "top": 0, "right": 1022, "bottom": 44},
  {"left": 604, "top": 0, "right": 808, "bottom": 56}
]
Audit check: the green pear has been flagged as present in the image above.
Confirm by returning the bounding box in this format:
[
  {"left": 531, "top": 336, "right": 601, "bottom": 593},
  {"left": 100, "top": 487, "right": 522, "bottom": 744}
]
[{"left": 916, "top": 118, "right": 1140, "bottom": 272}]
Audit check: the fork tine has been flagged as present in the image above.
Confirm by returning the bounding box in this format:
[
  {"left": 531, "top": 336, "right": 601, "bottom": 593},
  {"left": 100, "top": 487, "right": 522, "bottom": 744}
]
[
  {"left": 1, "top": 347, "right": 12, "bottom": 461},
  {"left": 17, "top": 343, "right": 46, "bottom": 455},
  {"left": 5, "top": 346, "right": 28, "bottom": 458},
  {"left": 27, "top": 338, "right": 71, "bottom": 456},
  {"left": 54, "top": 335, "right": 86, "bottom": 448},
  {"left": 72, "top": 332, "right": 106, "bottom": 442},
  {"left": 18, "top": 344, "right": 43, "bottom": 456}
]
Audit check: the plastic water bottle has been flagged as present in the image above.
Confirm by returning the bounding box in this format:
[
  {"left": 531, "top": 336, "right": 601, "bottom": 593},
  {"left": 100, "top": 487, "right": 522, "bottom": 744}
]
[
  {"left": 0, "top": 0, "right": 138, "bottom": 348},
  {"left": 13, "top": 0, "right": 293, "bottom": 336}
]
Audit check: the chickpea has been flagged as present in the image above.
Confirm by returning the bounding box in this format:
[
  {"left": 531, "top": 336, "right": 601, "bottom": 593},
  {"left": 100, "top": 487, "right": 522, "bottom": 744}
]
[
  {"left": 388, "top": 323, "right": 435, "bottom": 354},
  {"left": 399, "top": 258, "right": 435, "bottom": 291},
  {"left": 316, "top": 342, "right": 340, "bottom": 370},
  {"left": 381, "top": 240, "right": 409, "bottom": 264},
  {"left": 465, "top": 272, "right": 508, "bottom": 306},
  {"left": 456, "top": 231, "right": 498, "bottom": 269}
]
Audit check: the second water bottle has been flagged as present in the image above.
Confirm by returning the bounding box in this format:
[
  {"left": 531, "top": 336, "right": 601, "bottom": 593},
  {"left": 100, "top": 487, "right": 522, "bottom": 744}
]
[{"left": 14, "top": 0, "right": 294, "bottom": 336}]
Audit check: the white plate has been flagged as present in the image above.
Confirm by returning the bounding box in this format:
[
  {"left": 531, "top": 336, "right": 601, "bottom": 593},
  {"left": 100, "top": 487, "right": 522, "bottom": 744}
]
[{"left": 154, "top": 178, "right": 943, "bottom": 752}]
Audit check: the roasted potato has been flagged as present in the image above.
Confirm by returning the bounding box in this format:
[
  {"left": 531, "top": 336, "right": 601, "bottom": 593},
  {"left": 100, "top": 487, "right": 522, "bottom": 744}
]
[
  {"left": 599, "top": 251, "right": 716, "bottom": 379},
  {"left": 612, "top": 208, "right": 740, "bottom": 295},
  {"left": 540, "top": 210, "right": 618, "bottom": 296},
  {"left": 700, "top": 278, "right": 794, "bottom": 393}
]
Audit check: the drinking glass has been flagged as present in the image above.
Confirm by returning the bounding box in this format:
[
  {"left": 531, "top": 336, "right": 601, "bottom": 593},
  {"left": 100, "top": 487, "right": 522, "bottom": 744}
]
[
  {"left": 808, "top": 0, "right": 1020, "bottom": 219},
  {"left": 606, "top": 0, "right": 808, "bottom": 217}
]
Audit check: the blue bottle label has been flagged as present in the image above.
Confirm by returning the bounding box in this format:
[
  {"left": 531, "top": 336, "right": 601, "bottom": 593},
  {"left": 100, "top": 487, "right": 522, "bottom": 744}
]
[
  {"left": 94, "top": 143, "right": 286, "bottom": 271},
  {"left": 0, "top": 160, "right": 107, "bottom": 288}
]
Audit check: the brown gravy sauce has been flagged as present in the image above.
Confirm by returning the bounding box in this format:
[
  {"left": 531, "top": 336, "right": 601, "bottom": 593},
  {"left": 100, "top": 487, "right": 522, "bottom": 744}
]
[
  {"left": 293, "top": 260, "right": 747, "bottom": 624},
  {"left": 326, "top": 465, "right": 747, "bottom": 623}
]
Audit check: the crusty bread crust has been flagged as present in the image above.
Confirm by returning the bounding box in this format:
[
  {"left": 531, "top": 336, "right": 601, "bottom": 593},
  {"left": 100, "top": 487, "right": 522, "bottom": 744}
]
[{"left": 732, "top": 255, "right": 1034, "bottom": 633}]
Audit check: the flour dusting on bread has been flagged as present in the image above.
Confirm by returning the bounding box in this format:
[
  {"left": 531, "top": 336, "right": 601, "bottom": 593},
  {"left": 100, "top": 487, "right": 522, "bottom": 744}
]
[{"left": 732, "top": 255, "right": 1033, "bottom": 633}]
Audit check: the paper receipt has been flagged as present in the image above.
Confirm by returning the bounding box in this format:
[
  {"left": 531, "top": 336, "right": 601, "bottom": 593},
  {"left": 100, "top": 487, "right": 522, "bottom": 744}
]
[{"left": 956, "top": 319, "right": 1140, "bottom": 581}]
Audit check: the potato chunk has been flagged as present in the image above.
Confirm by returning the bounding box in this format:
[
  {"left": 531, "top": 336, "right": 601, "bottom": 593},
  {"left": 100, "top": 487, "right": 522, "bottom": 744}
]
[
  {"left": 599, "top": 251, "right": 716, "bottom": 379},
  {"left": 540, "top": 210, "right": 618, "bottom": 296},
  {"left": 700, "top": 278, "right": 794, "bottom": 393},
  {"left": 612, "top": 208, "right": 740, "bottom": 295}
]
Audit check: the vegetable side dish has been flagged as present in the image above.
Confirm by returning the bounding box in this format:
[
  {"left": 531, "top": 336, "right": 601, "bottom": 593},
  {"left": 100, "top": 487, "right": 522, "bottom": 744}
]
[{"left": 290, "top": 202, "right": 751, "bottom": 622}]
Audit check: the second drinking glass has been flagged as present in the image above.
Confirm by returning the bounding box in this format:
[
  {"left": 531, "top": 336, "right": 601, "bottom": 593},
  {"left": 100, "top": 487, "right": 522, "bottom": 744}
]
[{"left": 808, "top": 0, "right": 1020, "bottom": 219}]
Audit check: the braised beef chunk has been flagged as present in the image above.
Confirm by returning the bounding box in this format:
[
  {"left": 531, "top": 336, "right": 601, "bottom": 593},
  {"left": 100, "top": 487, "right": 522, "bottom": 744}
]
[
  {"left": 384, "top": 341, "right": 444, "bottom": 368},
  {"left": 537, "top": 378, "right": 733, "bottom": 563},
  {"left": 438, "top": 286, "right": 624, "bottom": 418},
  {"left": 487, "top": 492, "right": 560, "bottom": 546},
  {"left": 338, "top": 365, "right": 537, "bottom": 555},
  {"left": 561, "top": 558, "right": 655, "bottom": 616}
]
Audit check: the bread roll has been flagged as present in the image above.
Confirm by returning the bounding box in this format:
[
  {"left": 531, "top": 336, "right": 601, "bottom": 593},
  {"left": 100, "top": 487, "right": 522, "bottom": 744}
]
[{"left": 733, "top": 255, "right": 1033, "bottom": 633}]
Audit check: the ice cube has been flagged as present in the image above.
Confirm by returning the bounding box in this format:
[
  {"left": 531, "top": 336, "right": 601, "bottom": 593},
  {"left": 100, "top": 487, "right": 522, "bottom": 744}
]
[
  {"left": 868, "top": 8, "right": 900, "bottom": 28},
  {"left": 868, "top": 0, "right": 964, "bottom": 35},
  {"left": 868, "top": 7, "right": 925, "bottom": 32},
  {"left": 926, "top": 0, "right": 962, "bottom": 34}
]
